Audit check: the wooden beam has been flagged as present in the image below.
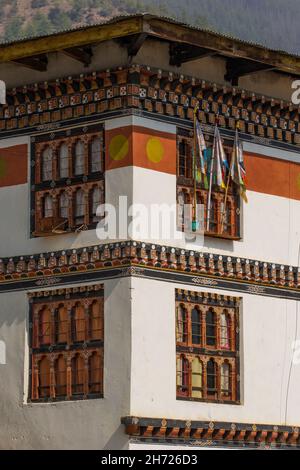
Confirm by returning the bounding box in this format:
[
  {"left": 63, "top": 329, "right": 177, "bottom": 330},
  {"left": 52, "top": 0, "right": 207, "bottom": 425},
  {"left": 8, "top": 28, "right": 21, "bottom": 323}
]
[
  {"left": 63, "top": 46, "right": 93, "bottom": 66},
  {"left": 169, "top": 43, "right": 216, "bottom": 66},
  {"left": 225, "top": 58, "right": 275, "bottom": 85},
  {"left": 127, "top": 33, "right": 148, "bottom": 57},
  {"left": 12, "top": 54, "right": 48, "bottom": 71},
  {"left": 0, "top": 17, "right": 143, "bottom": 63},
  {"left": 145, "top": 16, "right": 300, "bottom": 76}
]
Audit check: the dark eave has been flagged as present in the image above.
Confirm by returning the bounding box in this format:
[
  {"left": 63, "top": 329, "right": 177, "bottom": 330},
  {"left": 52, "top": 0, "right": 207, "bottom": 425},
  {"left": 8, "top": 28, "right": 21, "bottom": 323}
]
[
  {"left": 144, "top": 15, "right": 300, "bottom": 77},
  {"left": 0, "top": 14, "right": 299, "bottom": 83}
]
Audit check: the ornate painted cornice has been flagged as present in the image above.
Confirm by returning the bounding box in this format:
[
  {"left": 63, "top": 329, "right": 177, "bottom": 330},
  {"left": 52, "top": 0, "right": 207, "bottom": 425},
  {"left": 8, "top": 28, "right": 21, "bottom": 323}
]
[
  {"left": 121, "top": 416, "right": 300, "bottom": 449},
  {"left": 0, "top": 65, "right": 300, "bottom": 151},
  {"left": 0, "top": 241, "right": 300, "bottom": 300}
]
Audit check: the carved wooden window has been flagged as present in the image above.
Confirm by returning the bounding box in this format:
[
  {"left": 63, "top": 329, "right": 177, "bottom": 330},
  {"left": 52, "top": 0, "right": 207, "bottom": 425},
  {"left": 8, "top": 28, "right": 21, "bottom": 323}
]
[
  {"left": 29, "top": 284, "right": 104, "bottom": 402},
  {"left": 176, "top": 289, "right": 240, "bottom": 404},
  {"left": 31, "top": 124, "right": 104, "bottom": 237},
  {"left": 177, "top": 129, "right": 240, "bottom": 240}
]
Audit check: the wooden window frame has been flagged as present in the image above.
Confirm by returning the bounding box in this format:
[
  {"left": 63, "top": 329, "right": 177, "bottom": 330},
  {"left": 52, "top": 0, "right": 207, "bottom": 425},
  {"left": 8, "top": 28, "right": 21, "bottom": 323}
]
[
  {"left": 175, "top": 289, "right": 240, "bottom": 405},
  {"left": 29, "top": 285, "right": 104, "bottom": 403},
  {"left": 31, "top": 124, "right": 104, "bottom": 237},
  {"left": 176, "top": 129, "right": 241, "bottom": 240}
]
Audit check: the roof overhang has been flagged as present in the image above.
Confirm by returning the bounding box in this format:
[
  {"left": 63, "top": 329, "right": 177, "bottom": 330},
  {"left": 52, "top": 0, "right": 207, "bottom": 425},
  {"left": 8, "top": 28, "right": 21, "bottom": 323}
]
[{"left": 0, "top": 14, "right": 299, "bottom": 83}]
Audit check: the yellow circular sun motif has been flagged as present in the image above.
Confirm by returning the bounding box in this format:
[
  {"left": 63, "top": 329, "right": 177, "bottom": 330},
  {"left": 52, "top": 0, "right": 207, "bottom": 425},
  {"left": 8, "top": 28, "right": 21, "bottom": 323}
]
[
  {"left": 109, "top": 134, "right": 129, "bottom": 161},
  {"left": 146, "top": 137, "right": 164, "bottom": 163},
  {"left": 0, "top": 158, "right": 6, "bottom": 178}
]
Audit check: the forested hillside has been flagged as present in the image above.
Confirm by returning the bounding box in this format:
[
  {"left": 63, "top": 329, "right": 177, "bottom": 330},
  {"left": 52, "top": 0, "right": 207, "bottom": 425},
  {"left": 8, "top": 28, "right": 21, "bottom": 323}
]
[{"left": 1, "top": 0, "right": 300, "bottom": 55}]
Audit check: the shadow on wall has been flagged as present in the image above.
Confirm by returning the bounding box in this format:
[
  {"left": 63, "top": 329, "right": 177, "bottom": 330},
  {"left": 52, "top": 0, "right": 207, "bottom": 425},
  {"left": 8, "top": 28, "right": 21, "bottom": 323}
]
[
  {"left": 203, "top": 236, "right": 235, "bottom": 253},
  {"left": 103, "top": 424, "right": 129, "bottom": 450}
]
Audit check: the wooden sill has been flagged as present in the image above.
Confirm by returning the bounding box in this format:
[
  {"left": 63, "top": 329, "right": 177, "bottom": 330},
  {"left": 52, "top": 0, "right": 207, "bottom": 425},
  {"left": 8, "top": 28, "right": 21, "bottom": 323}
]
[{"left": 205, "top": 231, "right": 241, "bottom": 241}]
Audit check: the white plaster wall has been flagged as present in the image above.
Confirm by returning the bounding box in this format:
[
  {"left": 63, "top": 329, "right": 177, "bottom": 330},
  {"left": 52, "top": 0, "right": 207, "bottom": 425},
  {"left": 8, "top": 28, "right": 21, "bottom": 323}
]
[
  {"left": 130, "top": 277, "right": 300, "bottom": 427},
  {"left": 131, "top": 164, "right": 300, "bottom": 266},
  {"left": 0, "top": 277, "right": 131, "bottom": 450}
]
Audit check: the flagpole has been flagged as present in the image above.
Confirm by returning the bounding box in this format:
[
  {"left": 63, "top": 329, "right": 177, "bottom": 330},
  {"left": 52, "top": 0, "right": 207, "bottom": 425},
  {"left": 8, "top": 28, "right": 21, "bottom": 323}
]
[
  {"left": 207, "top": 117, "right": 218, "bottom": 232},
  {"left": 192, "top": 103, "right": 199, "bottom": 232},
  {"left": 221, "top": 122, "right": 238, "bottom": 234}
]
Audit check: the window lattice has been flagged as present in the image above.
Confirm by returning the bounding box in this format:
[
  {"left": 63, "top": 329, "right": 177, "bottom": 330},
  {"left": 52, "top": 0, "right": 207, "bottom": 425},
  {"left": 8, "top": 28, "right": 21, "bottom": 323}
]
[
  {"left": 176, "top": 289, "right": 240, "bottom": 404},
  {"left": 29, "top": 285, "right": 104, "bottom": 402}
]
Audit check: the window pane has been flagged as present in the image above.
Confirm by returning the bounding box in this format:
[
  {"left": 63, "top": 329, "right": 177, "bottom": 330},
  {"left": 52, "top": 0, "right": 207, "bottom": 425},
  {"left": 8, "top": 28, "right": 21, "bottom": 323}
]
[
  {"left": 55, "top": 306, "right": 68, "bottom": 344},
  {"left": 207, "top": 359, "right": 217, "bottom": 397},
  {"left": 92, "top": 187, "right": 102, "bottom": 222},
  {"left": 176, "top": 356, "right": 189, "bottom": 396},
  {"left": 176, "top": 305, "right": 187, "bottom": 343},
  {"left": 72, "top": 303, "right": 86, "bottom": 342},
  {"left": 44, "top": 195, "right": 53, "bottom": 218},
  {"left": 191, "top": 358, "right": 202, "bottom": 398},
  {"left": 42, "top": 146, "right": 52, "bottom": 181},
  {"left": 192, "top": 308, "right": 201, "bottom": 345},
  {"left": 75, "top": 189, "right": 85, "bottom": 224},
  {"left": 221, "top": 362, "right": 230, "bottom": 397},
  {"left": 71, "top": 355, "right": 85, "bottom": 395},
  {"left": 38, "top": 357, "right": 50, "bottom": 398},
  {"left": 220, "top": 312, "right": 230, "bottom": 349},
  {"left": 39, "top": 307, "right": 51, "bottom": 345},
  {"left": 89, "top": 301, "right": 102, "bottom": 340},
  {"left": 55, "top": 355, "right": 66, "bottom": 397},
  {"left": 91, "top": 137, "right": 102, "bottom": 173},
  {"left": 206, "top": 310, "right": 216, "bottom": 347},
  {"left": 59, "top": 143, "right": 69, "bottom": 178},
  {"left": 89, "top": 353, "right": 102, "bottom": 394},
  {"left": 59, "top": 192, "right": 69, "bottom": 219},
  {"left": 74, "top": 140, "right": 85, "bottom": 175}
]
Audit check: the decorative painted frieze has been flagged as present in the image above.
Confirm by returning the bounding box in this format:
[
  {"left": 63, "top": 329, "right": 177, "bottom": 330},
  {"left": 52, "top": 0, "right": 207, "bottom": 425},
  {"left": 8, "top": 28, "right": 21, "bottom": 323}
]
[
  {"left": 0, "top": 241, "right": 300, "bottom": 294},
  {"left": 1, "top": 65, "right": 300, "bottom": 148}
]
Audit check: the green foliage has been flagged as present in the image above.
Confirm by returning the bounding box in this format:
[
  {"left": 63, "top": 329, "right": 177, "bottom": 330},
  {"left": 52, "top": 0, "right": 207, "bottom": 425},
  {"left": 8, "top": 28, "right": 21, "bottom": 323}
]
[
  {"left": 4, "top": 17, "right": 23, "bottom": 41},
  {"left": 31, "top": 0, "right": 47, "bottom": 7},
  {"left": 48, "top": 7, "right": 72, "bottom": 31},
  {"left": 1, "top": 0, "right": 300, "bottom": 55},
  {"left": 22, "top": 13, "right": 53, "bottom": 37}
]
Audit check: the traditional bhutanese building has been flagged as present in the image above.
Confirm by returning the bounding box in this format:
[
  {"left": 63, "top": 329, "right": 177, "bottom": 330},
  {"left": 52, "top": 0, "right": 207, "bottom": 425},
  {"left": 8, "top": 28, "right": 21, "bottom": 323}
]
[{"left": 0, "top": 13, "right": 300, "bottom": 450}]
